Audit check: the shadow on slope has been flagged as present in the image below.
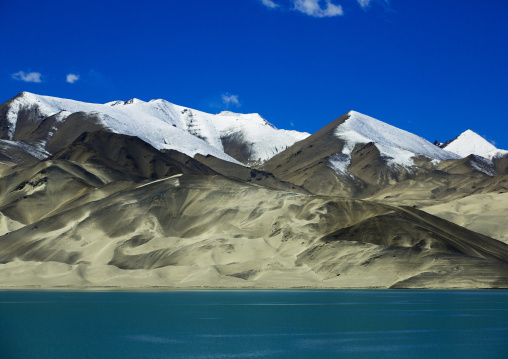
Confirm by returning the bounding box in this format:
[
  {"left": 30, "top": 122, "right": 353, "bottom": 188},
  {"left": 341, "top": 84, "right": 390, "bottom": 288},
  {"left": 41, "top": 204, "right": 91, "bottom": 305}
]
[{"left": 0, "top": 174, "right": 507, "bottom": 288}]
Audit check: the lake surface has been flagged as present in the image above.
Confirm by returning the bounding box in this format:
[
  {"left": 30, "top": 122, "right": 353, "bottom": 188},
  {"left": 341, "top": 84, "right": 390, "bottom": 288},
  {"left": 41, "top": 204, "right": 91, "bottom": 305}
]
[{"left": 1, "top": 290, "right": 507, "bottom": 359}]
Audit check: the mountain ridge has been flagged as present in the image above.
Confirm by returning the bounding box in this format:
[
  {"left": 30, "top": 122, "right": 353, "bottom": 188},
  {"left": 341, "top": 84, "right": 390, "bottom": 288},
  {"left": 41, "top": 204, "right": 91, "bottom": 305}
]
[
  {"left": 0, "top": 92, "right": 309, "bottom": 166},
  {"left": 3, "top": 92, "right": 506, "bottom": 168}
]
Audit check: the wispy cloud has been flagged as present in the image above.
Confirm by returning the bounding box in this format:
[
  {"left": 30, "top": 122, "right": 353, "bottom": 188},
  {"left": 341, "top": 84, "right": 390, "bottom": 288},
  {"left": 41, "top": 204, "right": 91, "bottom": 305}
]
[
  {"left": 293, "top": 0, "right": 343, "bottom": 17},
  {"left": 261, "top": 0, "right": 279, "bottom": 8},
  {"left": 12, "top": 71, "right": 42, "bottom": 83},
  {"left": 260, "top": 0, "right": 388, "bottom": 17},
  {"left": 358, "top": 0, "right": 392, "bottom": 10},
  {"left": 66, "top": 73, "right": 80, "bottom": 84},
  {"left": 357, "top": 0, "right": 370, "bottom": 8},
  {"left": 221, "top": 93, "right": 241, "bottom": 107}
]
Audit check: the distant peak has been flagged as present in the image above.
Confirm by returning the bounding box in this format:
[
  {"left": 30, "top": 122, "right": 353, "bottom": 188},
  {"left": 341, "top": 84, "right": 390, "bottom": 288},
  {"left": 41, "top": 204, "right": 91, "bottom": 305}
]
[
  {"left": 218, "top": 111, "right": 241, "bottom": 116},
  {"left": 346, "top": 111, "right": 378, "bottom": 122},
  {"left": 435, "top": 130, "right": 484, "bottom": 150},
  {"left": 217, "top": 110, "right": 262, "bottom": 117},
  {"left": 460, "top": 129, "right": 480, "bottom": 137},
  {"left": 15, "top": 91, "right": 37, "bottom": 100},
  {"left": 454, "top": 129, "right": 491, "bottom": 144},
  {"left": 107, "top": 98, "right": 145, "bottom": 106},
  {"left": 124, "top": 98, "right": 144, "bottom": 105},
  {"left": 440, "top": 128, "right": 499, "bottom": 158}
]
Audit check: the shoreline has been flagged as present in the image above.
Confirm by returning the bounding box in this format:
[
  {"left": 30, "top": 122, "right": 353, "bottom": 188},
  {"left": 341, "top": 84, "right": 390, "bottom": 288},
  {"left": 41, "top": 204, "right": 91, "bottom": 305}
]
[{"left": 1, "top": 286, "right": 506, "bottom": 292}]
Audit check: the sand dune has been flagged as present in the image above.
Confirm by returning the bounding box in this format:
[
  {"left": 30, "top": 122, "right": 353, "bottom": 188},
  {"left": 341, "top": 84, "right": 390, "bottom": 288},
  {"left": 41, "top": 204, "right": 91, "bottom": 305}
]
[
  {"left": 1, "top": 174, "right": 506, "bottom": 289},
  {"left": 423, "top": 193, "right": 508, "bottom": 245}
]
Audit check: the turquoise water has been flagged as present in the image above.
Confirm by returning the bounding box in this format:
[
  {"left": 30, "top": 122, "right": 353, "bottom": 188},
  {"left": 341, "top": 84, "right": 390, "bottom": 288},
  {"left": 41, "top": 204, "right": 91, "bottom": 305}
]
[{"left": 1, "top": 290, "right": 507, "bottom": 358}]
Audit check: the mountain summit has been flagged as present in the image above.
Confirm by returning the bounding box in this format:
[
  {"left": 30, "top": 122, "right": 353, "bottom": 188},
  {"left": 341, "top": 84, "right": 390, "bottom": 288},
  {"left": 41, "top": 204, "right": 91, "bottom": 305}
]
[
  {"left": 333, "top": 111, "right": 459, "bottom": 168},
  {"left": 437, "top": 129, "right": 508, "bottom": 159},
  {"left": 262, "top": 111, "right": 463, "bottom": 197}
]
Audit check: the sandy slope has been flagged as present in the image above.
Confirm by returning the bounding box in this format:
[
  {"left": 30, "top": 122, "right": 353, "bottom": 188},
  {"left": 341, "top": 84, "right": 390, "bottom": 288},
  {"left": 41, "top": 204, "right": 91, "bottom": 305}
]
[
  {"left": 1, "top": 175, "right": 507, "bottom": 289},
  {"left": 423, "top": 193, "right": 508, "bottom": 245}
]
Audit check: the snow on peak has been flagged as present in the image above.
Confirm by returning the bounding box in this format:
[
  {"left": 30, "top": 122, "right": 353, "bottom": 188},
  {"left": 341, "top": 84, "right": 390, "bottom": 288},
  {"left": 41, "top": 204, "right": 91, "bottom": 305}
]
[
  {"left": 217, "top": 111, "right": 276, "bottom": 128},
  {"left": 330, "top": 111, "right": 460, "bottom": 171},
  {"left": 170, "top": 108, "right": 309, "bottom": 163},
  {"left": 4, "top": 92, "right": 310, "bottom": 165},
  {"left": 106, "top": 98, "right": 145, "bottom": 106},
  {"left": 107, "top": 101, "right": 124, "bottom": 106},
  {"left": 125, "top": 98, "right": 144, "bottom": 105},
  {"left": 4, "top": 92, "right": 60, "bottom": 139},
  {"left": 441, "top": 129, "right": 507, "bottom": 159},
  {"left": 3, "top": 93, "right": 239, "bottom": 163},
  {"left": 218, "top": 111, "right": 241, "bottom": 116},
  {"left": 210, "top": 111, "right": 309, "bottom": 162}
]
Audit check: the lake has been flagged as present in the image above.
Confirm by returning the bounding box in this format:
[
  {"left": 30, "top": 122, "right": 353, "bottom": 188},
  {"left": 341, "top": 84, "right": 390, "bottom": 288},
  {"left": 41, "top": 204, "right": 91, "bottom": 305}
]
[{"left": 1, "top": 290, "right": 507, "bottom": 358}]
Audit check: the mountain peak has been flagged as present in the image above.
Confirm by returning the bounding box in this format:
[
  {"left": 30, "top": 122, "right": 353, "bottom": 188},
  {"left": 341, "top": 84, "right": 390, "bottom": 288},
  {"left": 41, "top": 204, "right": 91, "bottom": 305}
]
[
  {"left": 441, "top": 129, "right": 501, "bottom": 158},
  {"left": 216, "top": 111, "right": 277, "bottom": 129},
  {"left": 218, "top": 111, "right": 241, "bottom": 116},
  {"left": 218, "top": 110, "right": 262, "bottom": 118},
  {"left": 124, "top": 98, "right": 144, "bottom": 105},
  {"left": 13, "top": 91, "right": 37, "bottom": 102},
  {"left": 17, "top": 91, "right": 31, "bottom": 97},
  {"left": 108, "top": 98, "right": 145, "bottom": 106},
  {"left": 334, "top": 110, "right": 458, "bottom": 167},
  {"left": 462, "top": 129, "right": 478, "bottom": 136}
]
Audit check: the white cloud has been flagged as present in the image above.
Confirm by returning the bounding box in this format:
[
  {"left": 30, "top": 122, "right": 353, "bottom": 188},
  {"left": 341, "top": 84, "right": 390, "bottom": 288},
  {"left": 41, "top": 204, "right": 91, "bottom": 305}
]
[
  {"left": 261, "top": 0, "right": 279, "bottom": 8},
  {"left": 12, "top": 71, "right": 42, "bottom": 83},
  {"left": 66, "top": 73, "right": 80, "bottom": 84},
  {"left": 221, "top": 93, "right": 241, "bottom": 107},
  {"left": 357, "top": 0, "right": 370, "bottom": 8},
  {"left": 293, "top": 0, "right": 343, "bottom": 17}
]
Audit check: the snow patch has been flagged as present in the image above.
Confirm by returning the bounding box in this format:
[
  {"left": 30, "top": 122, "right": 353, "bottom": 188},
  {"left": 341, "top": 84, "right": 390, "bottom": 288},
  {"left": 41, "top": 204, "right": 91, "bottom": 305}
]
[
  {"left": 0, "top": 139, "right": 49, "bottom": 161},
  {"left": 328, "top": 153, "right": 351, "bottom": 175},
  {"left": 468, "top": 155, "right": 497, "bottom": 176}
]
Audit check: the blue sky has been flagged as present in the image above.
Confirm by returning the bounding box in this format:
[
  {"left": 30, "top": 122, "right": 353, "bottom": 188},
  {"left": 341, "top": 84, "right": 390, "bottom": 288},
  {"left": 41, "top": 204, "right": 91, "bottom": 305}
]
[{"left": 1, "top": 0, "right": 507, "bottom": 148}]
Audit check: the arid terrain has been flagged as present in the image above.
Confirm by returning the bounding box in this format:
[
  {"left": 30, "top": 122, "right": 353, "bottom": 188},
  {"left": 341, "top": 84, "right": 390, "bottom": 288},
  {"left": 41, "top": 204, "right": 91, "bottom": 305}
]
[{"left": 0, "top": 92, "right": 507, "bottom": 289}]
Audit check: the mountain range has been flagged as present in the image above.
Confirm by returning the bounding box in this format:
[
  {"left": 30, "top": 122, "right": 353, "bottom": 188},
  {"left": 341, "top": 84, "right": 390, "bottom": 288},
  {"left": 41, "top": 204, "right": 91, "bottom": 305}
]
[{"left": 0, "top": 92, "right": 507, "bottom": 289}]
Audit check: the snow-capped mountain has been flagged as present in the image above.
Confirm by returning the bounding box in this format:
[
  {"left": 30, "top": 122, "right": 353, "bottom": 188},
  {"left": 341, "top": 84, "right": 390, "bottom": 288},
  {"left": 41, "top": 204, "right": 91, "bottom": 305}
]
[
  {"left": 262, "top": 111, "right": 466, "bottom": 197},
  {"left": 0, "top": 92, "right": 309, "bottom": 165},
  {"left": 329, "top": 111, "right": 460, "bottom": 172},
  {"left": 2, "top": 93, "right": 508, "bottom": 291},
  {"left": 437, "top": 129, "right": 508, "bottom": 159},
  {"left": 2, "top": 92, "right": 505, "bottom": 178}
]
